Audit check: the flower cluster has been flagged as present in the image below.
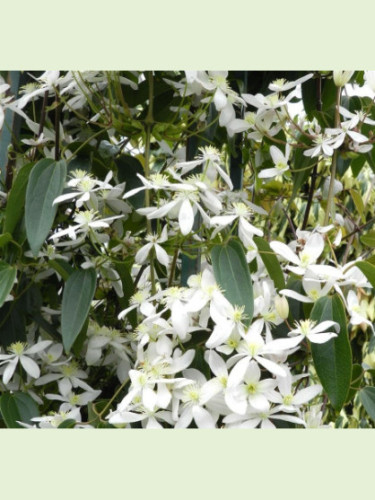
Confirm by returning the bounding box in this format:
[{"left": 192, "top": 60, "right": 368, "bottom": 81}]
[{"left": 0, "top": 70, "right": 374, "bottom": 429}]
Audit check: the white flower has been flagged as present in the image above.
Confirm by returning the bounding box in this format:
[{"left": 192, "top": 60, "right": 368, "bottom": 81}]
[
  {"left": 268, "top": 73, "right": 313, "bottom": 93},
  {"left": 135, "top": 226, "right": 170, "bottom": 268},
  {"left": 333, "top": 71, "right": 354, "bottom": 87},
  {"left": 174, "top": 369, "right": 219, "bottom": 428},
  {"left": 228, "top": 319, "right": 288, "bottom": 378},
  {"left": 210, "top": 202, "right": 263, "bottom": 242},
  {"left": 270, "top": 232, "right": 325, "bottom": 276},
  {"left": 267, "top": 319, "right": 339, "bottom": 350},
  {"left": 225, "top": 360, "right": 277, "bottom": 415},
  {"left": 258, "top": 144, "right": 290, "bottom": 180},
  {"left": 364, "top": 71, "right": 375, "bottom": 93},
  {"left": 0, "top": 340, "right": 52, "bottom": 385},
  {"left": 50, "top": 210, "right": 122, "bottom": 245},
  {"left": 268, "top": 370, "right": 322, "bottom": 413},
  {"left": 346, "top": 290, "right": 374, "bottom": 332}
]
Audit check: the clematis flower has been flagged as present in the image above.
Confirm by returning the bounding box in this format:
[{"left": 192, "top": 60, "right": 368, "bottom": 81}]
[
  {"left": 267, "top": 319, "right": 339, "bottom": 350},
  {"left": 270, "top": 232, "right": 325, "bottom": 276},
  {"left": 135, "top": 226, "right": 170, "bottom": 268},
  {"left": 258, "top": 144, "right": 290, "bottom": 180},
  {"left": 0, "top": 340, "right": 52, "bottom": 385}
]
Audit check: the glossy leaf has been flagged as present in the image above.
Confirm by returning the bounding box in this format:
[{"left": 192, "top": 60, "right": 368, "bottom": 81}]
[
  {"left": 359, "top": 387, "right": 375, "bottom": 423},
  {"left": 4, "top": 162, "right": 34, "bottom": 235},
  {"left": 0, "top": 261, "right": 16, "bottom": 308},
  {"left": 355, "top": 261, "right": 375, "bottom": 287},
  {"left": 211, "top": 238, "right": 253, "bottom": 324},
  {"left": 350, "top": 189, "right": 365, "bottom": 223},
  {"left": 61, "top": 268, "right": 97, "bottom": 353},
  {"left": 310, "top": 295, "right": 352, "bottom": 411},
  {"left": 0, "top": 392, "right": 39, "bottom": 428},
  {"left": 360, "top": 231, "right": 375, "bottom": 248},
  {"left": 254, "top": 236, "right": 285, "bottom": 291},
  {"left": 25, "top": 158, "right": 67, "bottom": 256}
]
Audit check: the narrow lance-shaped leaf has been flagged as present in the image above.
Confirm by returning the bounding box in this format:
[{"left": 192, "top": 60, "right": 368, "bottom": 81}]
[
  {"left": 211, "top": 238, "right": 254, "bottom": 325},
  {"left": 4, "top": 162, "right": 34, "bottom": 235},
  {"left": 0, "top": 261, "right": 17, "bottom": 308},
  {"left": 61, "top": 268, "right": 97, "bottom": 353},
  {"left": 253, "top": 236, "right": 285, "bottom": 291},
  {"left": 310, "top": 295, "right": 352, "bottom": 412},
  {"left": 25, "top": 158, "right": 67, "bottom": 257}
]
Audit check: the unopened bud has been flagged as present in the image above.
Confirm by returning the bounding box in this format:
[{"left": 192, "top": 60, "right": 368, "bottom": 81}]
[
  {"left": 333, "top": 70, "right": 354, "bottom": 87},
  {"left": 275, "top": 295, "right": 289, "bottom": 320}
]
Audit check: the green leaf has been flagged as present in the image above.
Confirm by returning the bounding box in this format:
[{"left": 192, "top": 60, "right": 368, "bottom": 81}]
[
  {"left": 48, "top": 258, "right": 74, "bottom": 281},
  {"left": 116, "top": 155, "right": 145, "bottom": 209},
  {"left": 115, "top": 262, "right": 137, "bottom": 329},
  {"left": 360, "top": 231, "right": 375, "bottom": 248},
  {"left": 0, "top": 261, "right": 16, "bottom": 308},
  {"left": 310, "top": 295, "right": 352, "bottom": 411},
  {"left": 211, "top": 239, "right": 253, "bottom": 325},
  {"left": 359, "top": 387, "right": 375, "bottom": 422},
  {"left": 4, "top": 162, "right": 34, "bottom": 235},
  {"left": 57, "top": 419, "right": 77, "bottom": 428},
  {"left": 350, "top": 155, "right": 366, "bottom": 178},
  {"left": 355, "top": 261, "right": 375, "bottom": 287},
  {"left": 253, "top": 236, "right": 285, "bottom": 291},
  {"left": 0, "top": 392, "right": 39, "bottom": 428},
  {"left": 25, "top": 158, "right": 67, "bottom": 256},
  {"left": 0, "top": 302, "right": 26, "bottom": 348},
  {"left": 350, "top": 189, "right": 366, "bottom": 223},
  {"left": 61, "top": 268, "right": 97, "bottom": 353}
]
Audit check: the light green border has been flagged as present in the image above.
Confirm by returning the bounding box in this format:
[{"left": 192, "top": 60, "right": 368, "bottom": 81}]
[
  {"left": 0, "top": 429, "right": 374, "bottom": 498},
  {"left": 1, "top": 0, "right": 375, "bottom": 69},
  {"left": 2, "top": 1, "right": 375, "bottom": 498}
]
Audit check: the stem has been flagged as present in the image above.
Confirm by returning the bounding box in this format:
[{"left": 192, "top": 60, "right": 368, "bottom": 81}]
[
  {"left": 54, "top": 92, "right": 61, "bottom": 161},
  {"left": 323, "top": 86, "right": 341, "bottom": 226},
  {"left": 168, "top": 246, "right": 179, "bottom": 287},
  {"left": 144, "top": 71, "right": 156, "bottom": 295},
  {"left": 342, "top": 175, "right": 375, "bottom": 264},
  {"left": 98, "top": 377, "right": 129, "bottom": 419},
  {"left": 302, "top": 75, "right": 322, "bottom": 230}
]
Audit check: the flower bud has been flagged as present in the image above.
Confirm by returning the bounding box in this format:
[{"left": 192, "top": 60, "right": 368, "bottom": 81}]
[
  {"left": 333, "top": 71, "right": 354, "bottom": 87},
  {"left": 275, "top": 295, "right": 289, "bottom": 320}
]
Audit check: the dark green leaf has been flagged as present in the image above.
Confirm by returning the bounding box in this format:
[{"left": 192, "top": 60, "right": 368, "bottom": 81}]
[
  {"left": 211, "top": 239, "right": 253, "bottom": 324},
  {"left": 116, "top": 155, "right": 145, "bottom": 209},
  {"left": 0, "top": 261, "right": 16, "bottom": 308},
  {"left": 0, "top": 392, "right": 39, "bottom": 428},
  {"left": 254, "top": 236, "right": 285, "bottom": 291},
  {"left": 61, "top": 268, "right": 97, "bottom": 353},
  {"left": 0, "top": 302, "right": 26, "bottom": 348},
  {"left": 310, "top": 295, "right": 352, "bottom": 411},
  {"left": 359, "top": 387, "right": 375, "bottom": 422},
  {"left": 57, "top": 419, "right": 77, "bottom": 428},
  {"left": 25, "top": 159, "right": 67, "bottom": 256},
  {"left": 4, "top": 162, "right": 34, "bottom": 235},
  {"left": 355, "top": 261, "right": 375, "bottom": 287}
]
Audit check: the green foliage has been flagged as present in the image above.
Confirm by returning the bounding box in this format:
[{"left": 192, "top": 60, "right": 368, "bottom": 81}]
[
  {"left": 61, "top": 268, "right": 97, "bottom": 353},
  {"left": 310, "top": 295, "right": 352, "bottom": 412},
  {"left": 0, "top": 392, "right": 39, "bottom": 428},
  {"left": 211, "top": 238, "right": 254, "bottom": 325},
  {"left": 25, "top": 159, "right": 67, "bottom": 256}
]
